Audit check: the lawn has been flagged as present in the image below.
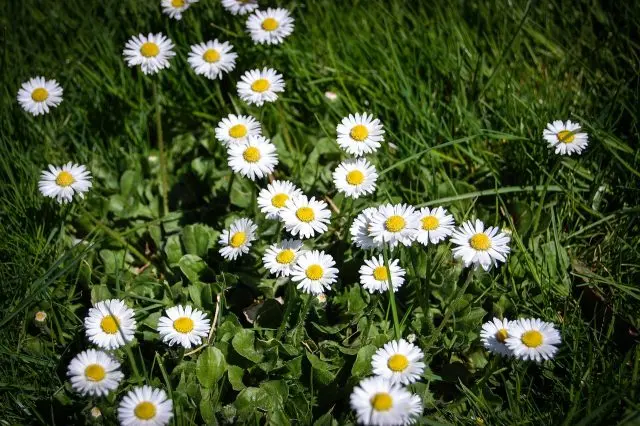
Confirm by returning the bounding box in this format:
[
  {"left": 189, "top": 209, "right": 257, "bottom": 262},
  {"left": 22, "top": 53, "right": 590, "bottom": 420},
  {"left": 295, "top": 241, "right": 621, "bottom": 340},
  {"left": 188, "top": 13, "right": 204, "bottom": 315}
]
[{"left": 1, "top": 0, "right": 639, "bottom": 424}]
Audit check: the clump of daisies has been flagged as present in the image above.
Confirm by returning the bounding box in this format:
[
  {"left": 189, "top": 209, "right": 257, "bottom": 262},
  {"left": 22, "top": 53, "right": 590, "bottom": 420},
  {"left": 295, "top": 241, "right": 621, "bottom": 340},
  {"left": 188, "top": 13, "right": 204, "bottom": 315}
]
[
  {"left": 246, "top": 8, "right": 295, "bottom": 45},
  {"left": 17, "top": 76, "right": 63, "bottom": 116},
  {"left": 237, "top": 68, "right": 285, "bottom": 106},
  {"left": 480, "top": 317, "right": 562, "bottom": 361},
  {"left": 123, "top": 33, "right": 175, "bottom": 75},
  {"left": 543, "top": 119, "right": 589, "bottom": 156},
  {"left": 188, "top": 39, "right": 237, "bottom": 80},
  {"left": 39, "top": 162, "right": 92, "bottom": 204}
]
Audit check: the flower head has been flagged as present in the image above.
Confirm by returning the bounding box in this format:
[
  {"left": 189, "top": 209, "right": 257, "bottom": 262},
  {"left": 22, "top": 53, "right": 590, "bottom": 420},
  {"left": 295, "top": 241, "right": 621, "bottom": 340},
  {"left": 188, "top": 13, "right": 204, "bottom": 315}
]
[
  {"left": 350, "top": 376, "right": 422, "bottom": 425},
  {"left": 505, "top": 318, "right": 561, "bottom": 362},
  {"left": 227, "top": 135, "right": 279, "bottom": 180},
  {"left": 85, "top": 299, "right": 137, "bottom": 350},
  {"left": 218, "top": 218, "right": 258, "bottom": 261},
  {"left": 480, "top": 317, "right": 512, "bottom": 357},
  {"left": 188, "top": 39, "right": 237, "bottom": 80},
  {"left": 39, "top": 162, "right": 92, "bottom": 204},
  {"left": 336, "top": 113, "right": 385, "bottom": 157},
  {"left": 157, "top": 305, "right": 210, "bottom": 348},
  {"left": 118, "top": 386, "right": 173, "bottom": 426},
  {"left": 280, "top": 195, "right": 331, "bottom": 239},
  {"left": 415, "top": 206, "right": 455, "bottom": 246},
  {"left": 543, "top": 120, "right": 589, "bottom": 156},
  {"left": 359, "top": 256, "right": 405, "bottom": 294},
  {"left": 237, "top": 68, "right": 285, "bottom": 106},
  {"left": 291, "top": 250, "right": 338, "bottom": 295},
  {"left": 350, "top": 207, "right": 383, "bottom": 250},
  {"left": 257, "top": 180, "right": 303, "bottom": 220},
  {"left": 369, "top": 204, "right": 420, "bottom": 249},
  {"left": 263, "top": 239, "right": 305, "bottom": 277},
  {"left": 67, "top": 349, "right": 124, "bottom": 397},
  {"left": 450, "top": 219, "right": 510, "bottom": 271},
  {"left": 221, "top": 0, "right": 258, "bottom": 15},
  {"left": 333, "top": 158, "right": 378, "bottom": 199},
  {"left": 17, "top": 76, "right": 63, "bottom": 116},
  {"left": 123, "top": 33, "right": 175, "bottom": 75},
  {"left": 371, "top": 339, "right": 426, "bottom": 385},
  {"left": 246, "top": 7, "right": 295, "bottom": 45},
  {"left": 215, "top": 114, "right": 261, "bottom": 147}
]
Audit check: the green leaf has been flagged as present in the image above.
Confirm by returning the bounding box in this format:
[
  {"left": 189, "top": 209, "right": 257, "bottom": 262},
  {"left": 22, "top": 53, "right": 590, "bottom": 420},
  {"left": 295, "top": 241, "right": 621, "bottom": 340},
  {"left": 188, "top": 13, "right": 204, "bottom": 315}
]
[
  {"left": 164, "top": 234, "right": 183, "bottom": 266},
  {"left": 306, "top": 351, "right": 338, "bottom": 385},
  {"left": 230, "top": 177, "right": 253, "bottom": 208},
  {"left": 178, "top": 254, "right": 207, "bottom": 283},
  {"left": 196, "top": 347, "right": 227, "bottom": 388},
  {"left": 351, "top": 344, "right": 377, "bottom": 378},
  {"left": 227, "top": 365, "right": 246, "bottom": 391},
  {"left": 232, "top": 329, "right": 263, "bottom": 363},
  {"left": 120, "top": 170, "right": 137, "bottom": 197},
  {"left": 182, "top": 224, "right": 215, "bottom": 257}
]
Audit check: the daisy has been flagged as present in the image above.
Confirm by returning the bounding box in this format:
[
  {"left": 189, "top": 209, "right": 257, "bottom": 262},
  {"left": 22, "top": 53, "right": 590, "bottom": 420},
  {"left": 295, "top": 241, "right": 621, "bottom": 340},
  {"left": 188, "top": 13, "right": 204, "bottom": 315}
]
[
  {"left": 38, "top": 162, "right": 92, "bottom": 204},
  {"left": 123, "top": 33, "right": 175, "bottom": 75},
  {"left": 218, "top": 218, "right": 258, "bottom": 261},
  {"left": 262, "top": 239, "right": 305, "bottom": 277},
  {"left": 480, "top": 317, "right": 512, "bottom": 357},
  {"left": 246, "top": 8, "right": 295, "bottom": 45},
  {"left": 359, "top": 256, "right": 406, "bottom": 294},
  {"left": 505, "top": 318, "right": 561, "bottom": 362},
  {"left": 228, "top": 135, "right": 279, "bottom": 180},
  {"left": 350, "top": 376, "right": 423, "bottom": 426},
  {"left": 67, "top": 349, "right": 124, "bottom": 397},
  {"left": 291, "top": 250, "right": 338, "bottom": 295},
  {"left": 350, "top": 207, "right": 382, "bottom": 250},
  {"left": 543, "top": 120, "right": 589, "bottom": 156},
  {"left": 333, "top": 158, "right": 378, "bottom": 199},
  {"left": 336, "top": 113, "right": 385, "bottom": 157},
  {"left": 118, "top": 386, "right": 173, "bottom": 426},
  {"left": 161, "top": 0, "right": 196, "bottom": 20},
  {"left": 280, "top": 195, "right": 331, "bottom": 239},
  {"left": 84, "top": 299, "right": 137, "bottom": 350},
  {"left": 237, "top": 68, "right": 285, "bottom": 106},
  {"left": 157, "top": 305, "right": 210, "bottom": 349},
  {"left": 371, "top": 339, "right": 425, "bottom": 385},
  {"left": 369, "top": 204, "right": 420, "bottom": 249},
  {"left": 450, "top": 219, "right": 511, "bottom": 271},
  {"left": 188, "top": 40, "right": 237, "bottom": 80},
  {"left": 17, "top": 76, "right": 63, "bottom": 116},
  {"left": 257, "top": 180, "right": 303, "bottom": 220},
  {"left": 415, "top": 206, "right": 455, "bottom": 246},
  {"left": 215, "top": 114, "right": 261, "bottom": 147},
  {"left": 221, "top": 0, "right": 258, "bottom": 15}
]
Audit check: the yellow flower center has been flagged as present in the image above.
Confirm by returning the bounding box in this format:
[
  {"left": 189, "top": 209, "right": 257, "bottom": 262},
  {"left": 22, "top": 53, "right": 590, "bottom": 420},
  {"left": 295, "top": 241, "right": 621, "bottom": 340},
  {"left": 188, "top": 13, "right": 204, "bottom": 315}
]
[
  {"left": 469, "top": 233, "right": 491, "bottom": 250},
  {"left": 521, "top": 330, "right": 543, "bottom": 348},
  {"left": 261, "top": 17, "right": 279, "bottom": 31},
  {"left": 385, "top": 215, "right": 406, "bottom": 232},
  {"left": 84, "top": 364, "right": 106, "bottom": 382},
  {"left": 31, "top": 88, "right": 49, "bottom": 102},
  {"left": 55, "top": 171, "right": 75, "bottom": 187},
  {"left": 243, "top": 146, "right": 261, "bottom": 163},
  {"left": 350, "top": 124, "right": 369, "bottom": 141},
  {"left": 271, "top": 193, "right": 289, "bottom": 208},
  {"left": 230, "top": 231, "right": 246, "bottom": 248},
  {"left": 202, "top": 48, "right": 220, "bottom": 63},
  {"left": 305, "top": 264, "right": 324, "bottom": 280},
  {"left": 276, "top": 249, "right": 295, "bottom": 264},
  {"left": 495, "top": 328, "right": 508, "bottom": 343},
  {"left": 296, "top": 207, "right": 315, "bottom": 223},
  {"left": 134, "top": 402, "right": 156, "bottom": 420},
  {"left": 387, "top": 354, "right": 409, "bottom": 372},
  {"left": 171, "top": 0, "right": 185, "bottom": 7},
  {"left": 557, "top": 130, "right": 575, "bottom": 144},
  {"left": 251, "top": 78, "right": 270, "bottom": 93},
  {"left": 140, "top": 42, "right": 160, "bottom": 58},
  {"left": 100, "top": 315, "right": 119, "bottom": 334},
  {"left": 173, "top": 316, "right": 194, "bottom": 333},
  {"left": 373, "top": 266, "right": 388, "bottom": 281},
  {"left": 370, "top": 392, "right": 393, "bottom": 411},
  {"left": 421, "top": 215, "right": 439, "bottom": 231},
  {"left": 228, "top": 124, "right": 247, "bottom": 139},
  {"left": 346, "top": 170, "right": 365, "bottom": 185}
]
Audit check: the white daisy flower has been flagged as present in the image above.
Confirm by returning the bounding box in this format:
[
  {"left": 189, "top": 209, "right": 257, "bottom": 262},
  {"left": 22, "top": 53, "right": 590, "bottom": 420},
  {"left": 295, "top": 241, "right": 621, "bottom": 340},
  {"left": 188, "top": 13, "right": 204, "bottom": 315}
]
[
  {"left": 543, "top": 120, "right": 589, "bottom": 156},
  {"left": 359, "top": 256, "right": 405, "bottom": 294},
  {"left": 157, "top": 305, "right": 210, "bottom": 349},
  {"left": 280, "top": 195, "right": 332, "bottom": 239},
  {"left": 218, "top": 218, "right": 258, "bottom": 261},
  {"left": 257, "top": 180, "right": 303, "bottom": 220},
  {"left": 371, "top": 339, "right": 426, "bottom": 385},
  {"left": 336, "top": 113, "right": 385, "bottom": 157},
  {"left": 38, "top": 162, "right": 92, "bottom": 204},
  {"left": 67, "top": 349, "right": 124, "bottom": 397},
  {"left": 227, "top": 135, "right": 279, "bottom": 180},
  {"left": 480, "top": 317, "right": 512, "bottom": 357},
  {"left": 333, "top": 158, "right": 378, "bottom": 199},
  {"left": 123, "top": 33, "right": 175, "bottom": 75},
  {"left": 246, "top": 8, "right": 295, "bottom": 45},
  {"left": 188, "top": 40, "right": 237, "bottom": 80},
  {"left": 450, "top": 219, "right": 511, "bottom": 271},
  {"left": 350, "top": 207, "right": 382, "bottom": 250},
  {"left": 291, "top": 250, "right": 338, "bottom": 295},
  {"left": 505, "top": 318, "right": 561, "bottom": 362},
  {"left": 369, "top": 204, "right": 420, "bottom": 249},
  {"left": 350, "top": 376, "right": 423, "bottom": 426},
  {"left": 221, "top": 0, "right": 258, "bottom": 15},
  {"left": 17, "top": 76, "right": 63, "bottom": 116},
  {"left": 84, "top": 299, "right": 137, "bottom": 350},
  {"left": 415, "top": 206, "right": 455, "bottom": 246},
  {"left": 161, "top": 0, "right": 197, "bottom": 20},
  {"left": 118, "top": 386, "right": 173, "bottom": 426},
  {"left": 215, "top": 114, "right": 261, "bottom": 147},
  {"left": 262, "top": 239, "right": 305, "bottom": 277},
  {"left": 237, "top": 67, "right": 285, "bottom": 106}
]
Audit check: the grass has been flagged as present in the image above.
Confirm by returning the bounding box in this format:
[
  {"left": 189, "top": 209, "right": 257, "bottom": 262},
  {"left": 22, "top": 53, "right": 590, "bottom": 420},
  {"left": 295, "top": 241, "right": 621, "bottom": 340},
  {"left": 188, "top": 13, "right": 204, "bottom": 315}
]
[{"left": 1, "top": 0, "right": 639, "bottom": 424}]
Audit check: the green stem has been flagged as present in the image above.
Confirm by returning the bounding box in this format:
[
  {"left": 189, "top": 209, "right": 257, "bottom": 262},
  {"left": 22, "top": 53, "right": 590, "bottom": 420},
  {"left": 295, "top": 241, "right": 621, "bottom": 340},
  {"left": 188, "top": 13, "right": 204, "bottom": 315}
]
[
  {"left": 153, "top": 83, "right": 169, "bottom": 217},
  {"left": 276, "top": 281, "right": 296, "bottom": 340},
  {"left": 423, "top": 246, "right": 435, "bottom": 334},
  {"left": 531, "top": 160, "right": 562, "bottom": 235},
  {"left": 383, "top": 245, "right": 401, "bottom": 339}
]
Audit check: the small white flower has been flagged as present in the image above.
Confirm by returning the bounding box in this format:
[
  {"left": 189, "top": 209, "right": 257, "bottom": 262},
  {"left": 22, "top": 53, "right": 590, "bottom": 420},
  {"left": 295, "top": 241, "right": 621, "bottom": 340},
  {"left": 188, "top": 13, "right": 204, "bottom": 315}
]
[
  {"left": 350, "top": 376, "right": 423, "bottom": 426},
  {"left": 90, "top": 407, "right": 102, "bottom": 418},
  {"left": 506, "top": 318, "right": 561, "bottom": 362},
  {"left": 336, "top": 112, "right": 385, "bottom": 157},
  {"left": 161, "top": 0, "right": 197, "bottom": 20},
  {"left": 333, "top": 158, "right": 378, "bottom": 199},
  {"left": 372, "top": 339, "right": 425, "bottom": 385},
  {"left": 157, "top": 305, "right": 210, "bottom": 349},
  {"left": 359, "top": 256, "right": 405, "bottom": 294},
  {"left": 118, "top": 385, "right": 173, "bottom": 426},
  {"left": 17, "top": 76, "right": 63, "bottom": 116},
  {"left": 415, "top": 206, "right": 455, "bottom": 246},
  {"left": 85, "top": 299, "right": 137, "bottom": 350},
  {"left": 480, "top": 317, "right": 512, "bottom": 357},
  {"left": 450, "top": 219, "right": 511, "bottom": 271},
  {"left": 39, "top": 162, "right": 92, "bottom": 204},
  {"left": 369, "top": 204, "right": 420, "bottom": 249},
  {"left": 257, "top": 180, "right": 303, "bottom": 220},
  {"left": 325, "top": 91, "right": 338, "bottom": 101},
  {"left": 188, "top": 39, "right": 237, "bottom": 80},
  {"left": 123, "top": 33, "right": 175, "bottom": 75},
  {"left": 262, "top": 239, "right": 305, "bottom": 277},
  {"left": 237, "top": 67, "right": 285, "bottom": 106},
  {"left": 67, "top": 349, "right": 124, "bottom": 397},
  {"left": 227, "top": 135, "right": 279, "bottom": 180},
  {"left": 246, "top": 7, "right": 295, "bottom": 45},
  {"left": 543, "top": 120, "right": 589, "bottom": 156},
  {"left": 215, "top": 114, "right": 261, "bottom": 147},
  {"left": 218, "top": 218, "right": 258, "bottom": 261},
  {"left": 291, "top": 250, "right": 338, "bottom": 295},
  {"left": 280, "top": 195, "right": 332, "bottom": 239},
  {"left": 221, "top": 0, "right": 258, "bottom": 15},
  {"left": 350, "top": 207, "right": 382, "bottom": 250},
  {"left": 34, "top": 311, "right": 47, "bottom": 323}
]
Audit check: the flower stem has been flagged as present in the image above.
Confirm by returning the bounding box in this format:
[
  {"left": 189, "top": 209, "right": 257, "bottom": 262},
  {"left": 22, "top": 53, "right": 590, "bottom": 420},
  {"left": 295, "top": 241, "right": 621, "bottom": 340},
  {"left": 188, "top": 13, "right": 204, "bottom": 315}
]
[
  {"left": 153, "top": 82, "right": 169, "bottom": 217},
  {"left": 276, "top": 281, "right": 296, "bottom": 340},
  {"left": 383, "top": 245, "right": 401, "bottom": 339}
]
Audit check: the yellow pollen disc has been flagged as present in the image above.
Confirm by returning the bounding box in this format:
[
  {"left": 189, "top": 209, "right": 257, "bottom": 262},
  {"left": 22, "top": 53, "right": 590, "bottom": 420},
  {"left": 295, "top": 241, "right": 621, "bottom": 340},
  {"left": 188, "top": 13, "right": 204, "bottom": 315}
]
[
  {"left": 469, "top": 233, "right": 491, "bottom": 251},
  {"left": 55, "top": 171, "right": 75, "bottom": 187},
  {"left": 296, "top": 207, "right": 315, "bottom": 223},
  {"left": 370, "top": 392, "right": 393, "bottom": 411},
  {"left": 373, "top": 266, "right": 388, "bottom": 281},
  {"left": 100, "top": 315, "right": 119, "bottom": 334},
  {"left": 134, "top": 402, "right": 157, "bottom": 420},
  {"left": 243, "top": 146, "right": 261, "bottom": 163},
  {"left": 276, "top": 249, "right": 295, "bottom": 264},
  {"left": 140, "top": 42, "right": 160, "bottom": 58},
  {"left": 346, "top": 170, "right": 365, "bottom": 185},
  {"left": 261, "top": 17, "right": 279, "bottom": 31},
  {"left": 557, "top": 130, "right": 575, "bottom": 144},
  {"left": 84, "top": 364, "right": 106, "bottom": 381},
  {"left": 173, "top": 317, "right": 194, "bottom": 333},
  {"left": 271, "top": 193, "right": 289, "bottom": 208},
  {"left": 387, "top": 354, "right": 409, "bottom": 372},
  {"left": 350, "top": 124, "right": 369, "bottom": 141},
  {"left": 31, "top": 87, "right": 49, "bottom": 102},
  {"left": 421, "top": 215, "right": 439, "bottom": 231},
  {"left": 521, "top": 330, "right": 543, "bottom": 348},
  {"left": 202, "top": 48, "right": 220, "bottom": 63},
  {"left": 495, "top": 328, "right": 508, "bottom": 343},
  {"left": 230, "top": 231, "right": 246, "bottom": 248},
  {"left": 251, "top": 78, "right": 270, "bottom": 93},
  {"left": 171, "top": 0, "right": 185, "bottom": 7},
  {"left": 385, "top": 215, "right": 406, "bottom": 232},
  {"left": 228, "top": 124, "right": 247, "bottom": 139},
  {"left": 305, "top": 264, "right": 323, "bottom": 280}
]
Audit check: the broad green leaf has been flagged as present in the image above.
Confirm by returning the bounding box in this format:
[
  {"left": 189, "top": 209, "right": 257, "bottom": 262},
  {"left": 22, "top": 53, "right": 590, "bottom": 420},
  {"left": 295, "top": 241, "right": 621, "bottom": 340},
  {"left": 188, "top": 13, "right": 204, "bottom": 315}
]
[
  {"left": 196, "top": 346, "right": 227, "bottom": 388},
  {"left": 227, "top": 365, "right": 245, "bottom": 391},
  {"left": 182, "top": 224, "right": 215, "bottom": 257},
  {"left": 232, "top": 329, "right": 263, "bottom": 363},
  {"left": 164, "top": 234, "right": 183, "bottom": 266},
  {"left": 120, "top": 170, "right": 137, "bottom": 197},
  {"left": 306, "top": 351, "right": 338, "bottom": 385},
  {"left": 178, "top": 254, "right": 207, "bottom": 283},
  {"left": 351, "top": 344, "right": 377, "bottom": 377}
]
